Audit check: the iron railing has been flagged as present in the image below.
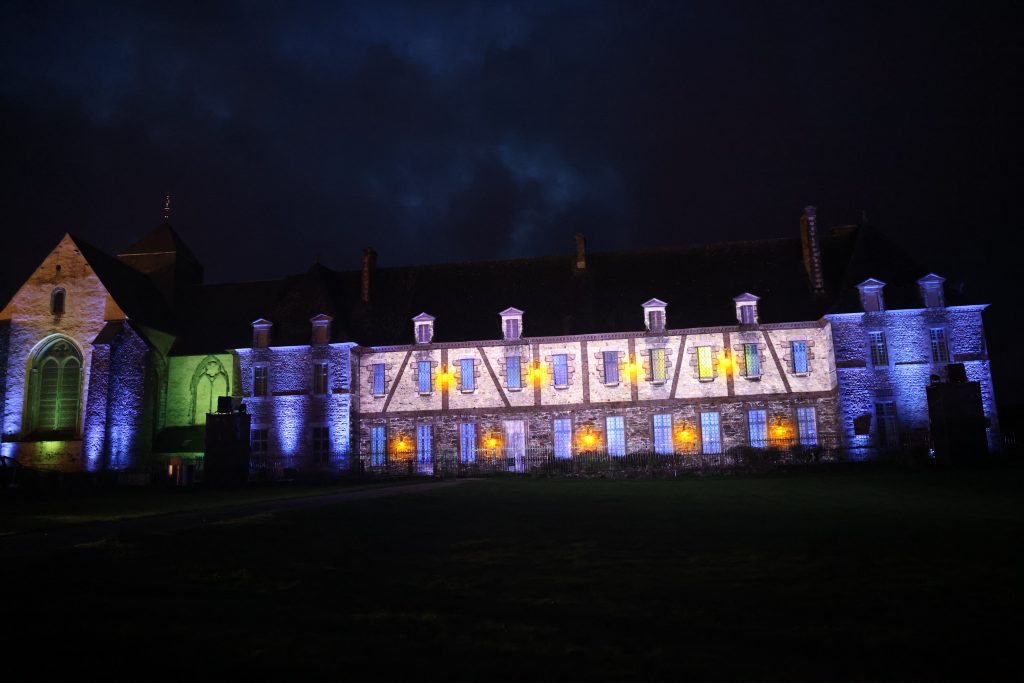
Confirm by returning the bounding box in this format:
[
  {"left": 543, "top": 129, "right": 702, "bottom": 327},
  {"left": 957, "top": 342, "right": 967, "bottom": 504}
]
[{"left": 356, "top": 436, "right": 851, "bottom": 477}]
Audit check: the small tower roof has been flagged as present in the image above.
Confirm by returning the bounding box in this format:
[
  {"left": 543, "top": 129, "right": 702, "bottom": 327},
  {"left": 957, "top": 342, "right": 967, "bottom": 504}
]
[
  {"left": 733, "top": 292, "right": 761, "bottom": 302},
  {"left": 499, "top": 307, "right": 524, "bottom": 317},
  {"left": 412, "top": 312, "right": 436, "bottom": 322},
  {"left": 642, "top": 298, "right": 668, "bottom": 308},
  {"left": 119, "top": 222, "right": 198, "bottom": 261}
]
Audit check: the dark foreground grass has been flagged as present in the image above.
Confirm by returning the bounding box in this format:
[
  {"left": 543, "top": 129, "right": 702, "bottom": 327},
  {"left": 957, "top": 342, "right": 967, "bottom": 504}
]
[
  {"left": 6, "top": 467, "right": 1024, "bottom": 681},
  {"left": 0, "top": 479, "right": 405, "bottom": 534}
]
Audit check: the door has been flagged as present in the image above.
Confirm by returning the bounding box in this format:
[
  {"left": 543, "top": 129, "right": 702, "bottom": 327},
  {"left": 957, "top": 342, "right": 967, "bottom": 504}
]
[{"left": 503, "top": 420, "right": 526, "bottom": 472}]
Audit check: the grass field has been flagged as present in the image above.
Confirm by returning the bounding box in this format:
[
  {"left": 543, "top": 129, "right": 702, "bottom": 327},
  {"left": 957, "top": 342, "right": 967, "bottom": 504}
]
[
  {"left": 6, "top": 467, "right": 1023, "bottom": 681},
  {"left": 0, "top": 479, "right": 399, "bottom": 535}
]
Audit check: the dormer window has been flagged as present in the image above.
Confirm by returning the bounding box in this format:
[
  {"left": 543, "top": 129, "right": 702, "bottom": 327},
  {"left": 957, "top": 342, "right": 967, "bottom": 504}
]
[
  {"left": 413, "top": 313, "right": 435, "bottom": 344},
  {"left": 310, "top": 314, "right": 332, "bottom": 345},
  {"left": 733, "top": 293, "right": 760, "bottom": 325},
  {"left": 51, "top": 288, "right": 66, "bottom": 315},
  {"left": 857, "top": 279, "right": 886, "bottom": 313},
  {"left": 252, "top": 319, "right": 273, "bottom": 349},
  {"left": 917, "top": 273, "right": 946, "bottom": 308},
  {"left": 500, "top": 307, "right": 524, "bottom": 340},
  {"left": 642, "top": 298, "right": 668, "bottom": 333}
]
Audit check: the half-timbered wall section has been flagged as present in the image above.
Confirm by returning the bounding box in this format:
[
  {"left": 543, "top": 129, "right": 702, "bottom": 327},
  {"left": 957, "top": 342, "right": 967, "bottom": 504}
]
[{"left": 355, "top": 318, "right": 838, "bottom": 463}]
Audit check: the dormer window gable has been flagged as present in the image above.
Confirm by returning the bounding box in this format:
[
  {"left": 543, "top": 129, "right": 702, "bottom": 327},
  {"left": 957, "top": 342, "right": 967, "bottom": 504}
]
[
  {"left": 310, "top": 313, "right": 333, "bottom": 345},
  {"left": 857, "top": 278, "right": 886, "bottom": 313},
  {"left": 917, "top": 273, "right": 946, "bottom": 309},
  {"left": 412, "top": 312, "right": 435, "bottom": 344},
  {"left": 642, "top": 298, "right": 668, "bottom": 333},
  {"left": 252, "top": 318, "right": 273, "bottom": 348},
  {"left": 500, "top": 307, "right": 524, "bottom": 340},
  {"left": 733, "top": 292, "right": 760, "bottom": 325}
]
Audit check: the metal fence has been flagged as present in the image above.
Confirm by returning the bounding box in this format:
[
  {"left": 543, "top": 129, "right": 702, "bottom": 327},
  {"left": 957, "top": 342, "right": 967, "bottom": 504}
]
[{"left": 355, "top": 436, "right": 862, "bottom": 478}]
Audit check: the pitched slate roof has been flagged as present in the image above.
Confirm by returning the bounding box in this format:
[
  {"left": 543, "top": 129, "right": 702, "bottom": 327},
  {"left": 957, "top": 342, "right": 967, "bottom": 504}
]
[
  {"left": 119, "top": 222, "right": 199, "bottom": 262},
  {"left": 71, "top": 235, "right": 175, "bottom": 332},
  {"left": 164, "top": 225, "right": 944, "bottom": 354}
]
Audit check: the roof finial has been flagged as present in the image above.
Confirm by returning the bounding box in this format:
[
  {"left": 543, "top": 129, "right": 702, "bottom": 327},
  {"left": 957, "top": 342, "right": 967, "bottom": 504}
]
[{"left": 162, "top": 194, "right": 172, "bottom": 222}]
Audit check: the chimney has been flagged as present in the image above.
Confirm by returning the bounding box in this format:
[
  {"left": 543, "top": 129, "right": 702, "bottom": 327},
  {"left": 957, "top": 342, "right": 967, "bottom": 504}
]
[
  {"left": 800, "top": 206, "right": 825, "bottom": 294},
  {"left": 574, "top": 233, "right": 587, "bottom": 272},
  {"left": 361, "top": 247, "right": 377, "bottom": 304}
]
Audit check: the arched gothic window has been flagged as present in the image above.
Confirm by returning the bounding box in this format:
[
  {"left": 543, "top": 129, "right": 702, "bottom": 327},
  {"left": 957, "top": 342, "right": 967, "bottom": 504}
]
[
  {"left": 51, "top": 288, "right": 66, "bottom": 315},
  {"left": 189, "top": 356, "right": 230, "bottom": 425},
  {"left": 31, "top": 338, "right": 82, "bottom": 434}
]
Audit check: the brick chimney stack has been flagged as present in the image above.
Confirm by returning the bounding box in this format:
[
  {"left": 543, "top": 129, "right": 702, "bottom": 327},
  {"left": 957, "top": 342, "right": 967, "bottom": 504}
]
[
  {"left": 800, "top": 206, "right": 825, "bottom": 294},
  {"left": 361, "top": 247, "right": 377, "bottom": 304},
  {"left": 574, "top": 233, "right": 587, "bottom": 272}
]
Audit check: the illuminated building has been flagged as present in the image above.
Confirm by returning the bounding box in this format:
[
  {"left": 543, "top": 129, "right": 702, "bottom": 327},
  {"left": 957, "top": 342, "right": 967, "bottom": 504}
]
[{"left": 0, "top": 206, "right": 997, "bottom": 473}]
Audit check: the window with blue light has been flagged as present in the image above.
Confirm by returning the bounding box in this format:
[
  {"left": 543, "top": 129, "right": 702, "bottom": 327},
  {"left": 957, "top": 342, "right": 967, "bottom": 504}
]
[
  {"left": 459, "top": 423, "right": 476, "bottom": 463},
  {"left": 743, "top": 344, "right": 760, "bottom": 378},
  {"left": 653, "top": 413, "right": 673, "bottom": 454},
  {"left": 930, "top": 328, "right": 949, "bottom": 363},
  {"left": 649, "top": 348, "right": 666, "bottom": 384},
  {"left": 747, "top": 409, "right": 768, "bottom": 448},
  {"left": 313, "top": 362, "right": 328, "bottom": 395},
  {"left": 253, "top": 366, "right": 268, "bottom": 397},
  {"left": 700, "top": 412, "right": 721, "bottom": 454},
  {"left": 312, "top": 426, "right": 329, "bottom": 463},
  {"left": 372, "top": 363, "right": 386, "bottom": 395},
  {"left": 506, "top": 355, "right": 521, "bottom": 389},
  {"left": 416, "top": 424, "right": 432, "bottom": 463},
  {"left": 868, "top": 331, "right": 889, "bottom": 367},
  {"left": 606, "top": 416, "right": 625, "bottom": 457},
  {"left": 791, "top": 341, "right": 809, "bottom": 374},
  {"left": 797, "top": 407, "right": 817, "bottom": 446},
  {"left": 697, "top": 346, "right": 714, "bottom": 380},
  {"left": 251, "top": 428, "right": 268, "bottom": 454},
  {"left": 875, "top": 402, "right": 899, "bottom": 447},
  {"left": 603, "top": 351, "right": 619, "bottom": 384},
  {"left": 417, "top": 361, "right": 432, "bottom": 393},
  {"left": 553, "top": 418, "right": 572, "bottom": 458},
  {"left": 371, "top": 426, "right": 386, "bottom": 466},
  {"left": 460, "top": 358, "right": 475, "bottom": 391},
  {"left": 553, "top": 354, "right": 569, "bottom": 387}
]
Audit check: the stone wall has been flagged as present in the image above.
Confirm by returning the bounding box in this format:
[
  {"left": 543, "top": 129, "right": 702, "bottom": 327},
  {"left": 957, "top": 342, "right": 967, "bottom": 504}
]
[
  {"left": 357, "top": 395, "right": 840, "bottom": 462},
  {"left": 0, "top": 235, "right": 121, "bottom": 469},
  {"left": 165, "top": 352, "right": 237, "bottom": 428},
  {"left": 828, "top": 305, "right": 998, "bottom": 451},
  {"left": 236, "top": 342, "right": 357, "bottom": 470}
]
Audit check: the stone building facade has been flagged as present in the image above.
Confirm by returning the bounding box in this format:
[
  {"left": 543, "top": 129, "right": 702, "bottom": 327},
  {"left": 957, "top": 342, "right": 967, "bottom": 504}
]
[
  {"left": 0, "top": 206, "right": 999, "bottom": 475},
  {"left": 828, "top": 286, "right": 998, "bottom": 454},
  {"left": 355, "top": 305, "right": 839, "bottom": 466}
]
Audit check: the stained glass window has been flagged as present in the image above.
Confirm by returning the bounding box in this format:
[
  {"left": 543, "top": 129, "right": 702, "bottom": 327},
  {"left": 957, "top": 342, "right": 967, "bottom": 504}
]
[
  {"left": 653, "top": 413, "right": 673, "bottom": 454},
  {"left": 553, "top": 418, "right": 572, "bottom": 458},
  {"left": 697, "top": 346, "right": 714, "bottom": 380},
  {"left": 792, "top": 341, "right": 809, "bottom": 374},
  {"left": 606, "top": 416, "right": 625, "bottom": 457}
]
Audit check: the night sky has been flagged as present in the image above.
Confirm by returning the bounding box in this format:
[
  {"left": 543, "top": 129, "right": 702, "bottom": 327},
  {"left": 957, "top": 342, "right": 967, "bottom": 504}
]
[{"left": 2, "top": 1, "right": 1021, "bottom": 415}]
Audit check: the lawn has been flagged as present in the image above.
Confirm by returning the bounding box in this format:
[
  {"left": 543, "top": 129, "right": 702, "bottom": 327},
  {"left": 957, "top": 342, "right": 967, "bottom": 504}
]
[
  {"left": 0, "top": 480, "right": 402, "bottom": 534},
  {"left": 6, "top": 467, "right": 1023, "bottom": 681}
]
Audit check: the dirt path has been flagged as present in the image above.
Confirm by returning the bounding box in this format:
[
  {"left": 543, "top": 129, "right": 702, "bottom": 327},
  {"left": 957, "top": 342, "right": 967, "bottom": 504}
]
[{"left": 0, "top": 479, "right": 478, "bottom": 557}]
